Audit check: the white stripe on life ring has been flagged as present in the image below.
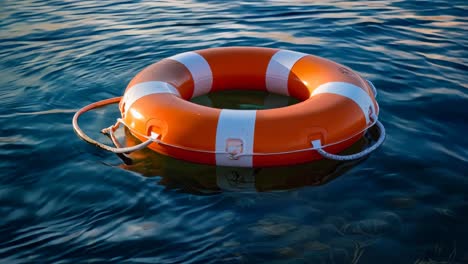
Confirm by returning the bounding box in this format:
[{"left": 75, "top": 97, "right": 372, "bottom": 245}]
[
  {"left": 169, "top": 51, "right": 213, "bottom": 98},
  {"left": 312, "top": 82, "right": 375, "bottom": 124},
  {"left": 123, "top": 81, "right": 180, "bottom": 115},
  {"left": 215, "top": 109, "right": 257, "bottom": 167},
  {"left": 266, "top": 50, "right": 307, "bottom": 96}
]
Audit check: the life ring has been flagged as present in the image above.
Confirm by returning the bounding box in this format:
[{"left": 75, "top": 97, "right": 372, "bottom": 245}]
[{"left": 73, "top": 47, "right": 385, "bottom": 167}]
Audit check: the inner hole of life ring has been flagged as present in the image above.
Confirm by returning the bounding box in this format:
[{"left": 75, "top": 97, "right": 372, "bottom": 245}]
[{"left": 190, "top": 90, "right": 300, "bottom": 110}]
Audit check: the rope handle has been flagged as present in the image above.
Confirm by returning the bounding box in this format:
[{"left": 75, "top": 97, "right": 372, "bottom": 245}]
[
  {"left": 73, "top": 97, "right": 384, "bottom": 159},
  {"left": 311, "top": 114, "right": 385, "bottom": 161},
  {"left": 72, "top": 97, "right": 158, "bottom": 154},
  {"left": 367, "top": 79, "right": 378, "bottom": 98}
]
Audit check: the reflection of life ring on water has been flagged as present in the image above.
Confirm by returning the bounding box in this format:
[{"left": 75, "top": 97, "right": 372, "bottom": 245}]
[
  {"left": 119, "top": 109, "right": 372, "bottom": 193},
  {"left": 73, "top": 47, "right": 385, "bottom": 167}
]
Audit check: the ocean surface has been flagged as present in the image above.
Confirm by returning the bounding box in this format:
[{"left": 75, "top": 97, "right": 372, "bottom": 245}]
[{"left": 1, "top": 0, "right": 467, "bottom": 263}]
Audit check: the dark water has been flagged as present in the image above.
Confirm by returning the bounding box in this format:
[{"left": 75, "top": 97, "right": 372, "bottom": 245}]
[{"left": 1, "top": 0, "right": 467, "bottom": 263}]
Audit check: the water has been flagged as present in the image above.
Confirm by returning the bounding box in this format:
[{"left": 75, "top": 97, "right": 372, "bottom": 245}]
[{"left": 1, "top": 0, "right": 467, "bottom": 263}]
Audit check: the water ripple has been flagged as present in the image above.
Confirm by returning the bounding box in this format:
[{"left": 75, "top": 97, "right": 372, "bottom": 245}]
[{"left": 1, "top": 0, "right": 467, "bottom": 263}]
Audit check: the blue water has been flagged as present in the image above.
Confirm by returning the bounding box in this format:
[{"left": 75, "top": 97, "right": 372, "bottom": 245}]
[{"left": 1, "top": 0, "right": 467, "bottom": 263}]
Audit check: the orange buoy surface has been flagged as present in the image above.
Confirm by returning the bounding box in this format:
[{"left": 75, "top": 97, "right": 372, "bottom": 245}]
[{"left": 117, "top": 47, "right": 381, "bottom": 167}]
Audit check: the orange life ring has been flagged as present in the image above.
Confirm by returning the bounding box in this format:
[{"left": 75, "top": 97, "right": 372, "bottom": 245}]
[{"left": 115, "top": 47, "right": 381, "bottom": 167}]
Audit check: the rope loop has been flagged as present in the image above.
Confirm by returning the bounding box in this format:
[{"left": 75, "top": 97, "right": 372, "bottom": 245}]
[
  {"left": 311, "top": 114, "right": 385, "bottom": 161},
  {"left": 72, "top": 97, "right": 157, "bottom": 154}
]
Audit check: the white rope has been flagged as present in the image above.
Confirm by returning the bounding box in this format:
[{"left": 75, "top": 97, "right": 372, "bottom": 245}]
[
  {"left": 72, "top": 97, "right": 158, "bottom": 154},
  {"left": 367, "top": 79, "right": 377, "bottom": 97},
  {"left": 311, "top": 114, "right": 385, "bottom": 161},
  {"left": 100, "top": 120, "right": 160, "bottom": 154},
  {"left": 74, "top": 97, "right": 384, "bottom": 159},
  {"left": 117, "top": 115, "right": 384, "bottom": 159}
]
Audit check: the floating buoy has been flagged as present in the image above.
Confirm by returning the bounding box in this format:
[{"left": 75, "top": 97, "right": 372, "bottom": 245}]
[{"left": 73, "top": 47, "right": 385, "bottom": 167}]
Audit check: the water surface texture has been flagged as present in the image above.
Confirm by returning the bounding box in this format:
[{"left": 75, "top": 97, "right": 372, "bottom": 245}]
[{"left": 1, "top": 0, "right": 467, "bottom": 263}]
